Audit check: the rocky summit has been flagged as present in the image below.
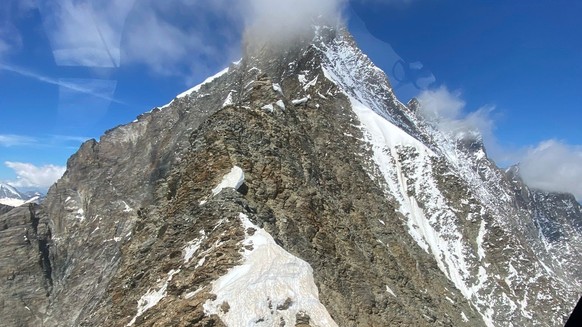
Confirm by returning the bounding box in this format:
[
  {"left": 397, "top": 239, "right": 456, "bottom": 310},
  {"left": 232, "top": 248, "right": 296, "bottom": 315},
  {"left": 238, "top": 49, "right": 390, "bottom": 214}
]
[{"left": 1, "top": 25, "right": 581, "bottom": 327}]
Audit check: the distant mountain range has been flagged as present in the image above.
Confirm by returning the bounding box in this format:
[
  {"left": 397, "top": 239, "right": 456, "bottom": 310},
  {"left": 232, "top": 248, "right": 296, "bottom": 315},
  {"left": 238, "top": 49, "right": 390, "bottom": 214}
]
[{"left": 0, "top": 183, "right": 43, "bottom": 207}]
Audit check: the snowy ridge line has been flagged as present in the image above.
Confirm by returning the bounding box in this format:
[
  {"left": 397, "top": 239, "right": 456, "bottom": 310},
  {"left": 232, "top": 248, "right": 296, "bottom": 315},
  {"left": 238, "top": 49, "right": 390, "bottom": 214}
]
[
  {"left": 362, "top": 101, "right": 493, "bottom": 326},
  {"left": 157, "top": 66, "right": 231, "bottom": 110},
  {"left": 313, "top": 32, "right": 420, "bottom": 141},
  {"left": 177, "top": 67, "right": 230, "bottom": 99},
  {"left": 0, "top": 183, "right": 22, "bottom": 198},
  {"left": 321, "top": 54, "right": 497, "bottom": 325},
  {"left": 318, "top": 35, "right": 570, "bottom": 324}
]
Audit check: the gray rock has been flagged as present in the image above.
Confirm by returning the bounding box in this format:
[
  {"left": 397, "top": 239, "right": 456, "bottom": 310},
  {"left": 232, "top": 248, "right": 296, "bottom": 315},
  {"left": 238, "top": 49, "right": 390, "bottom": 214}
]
[{"left": 0, "top": 24, "right": 579, "bottom": 327}]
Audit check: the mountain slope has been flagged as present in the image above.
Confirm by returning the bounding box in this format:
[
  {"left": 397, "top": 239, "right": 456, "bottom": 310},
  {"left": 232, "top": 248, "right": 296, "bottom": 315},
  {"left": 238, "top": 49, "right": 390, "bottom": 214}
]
[
  {"left": 0, "top": 25, "right": 580, "bottom": 327},
  {"left": 0, "top": 183, "right": 27, "bottom": 207},
  {"left": 0, "top": 183, "right": 43, "bottom": 207}
]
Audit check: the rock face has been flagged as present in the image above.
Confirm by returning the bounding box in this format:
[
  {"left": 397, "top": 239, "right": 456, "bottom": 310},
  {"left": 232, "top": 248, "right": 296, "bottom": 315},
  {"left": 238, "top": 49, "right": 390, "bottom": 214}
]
[
  {"left": 1, "top": 25, "right": 581, "bottom": 327},
  {"left": 0, "top": 204, "right": 51, "bottom": 326}
]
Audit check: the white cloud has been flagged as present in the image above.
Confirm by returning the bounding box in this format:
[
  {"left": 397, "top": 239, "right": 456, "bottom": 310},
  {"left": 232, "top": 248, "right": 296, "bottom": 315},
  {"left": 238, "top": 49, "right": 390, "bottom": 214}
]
[
  {"left": 0, "top": 14, "right": 21, "bottom": 59},
  {"left": 38, "top": 0, "right": 135, "bottom": 67},
  {"left": 4, "top": 161, "right": 66, "bottom": 189},
  {"left": 34, "top": 0, "right": 349, "bottom": 80},
  {"left": 417, "top": 86, "right": 465, "bottom": 121},
  {"left": 0, "top": 134, "right": 37, "bottom": 147},
  {"left": 122, "top": 3, "right": 219, "bottom": 78},
  {"left": 244, "top": 0, "right": 346, "bottom": 47},
  {"left": 0, "top": 63, "right": 123, "bottom": 103},
  {"left": 416, "top": 87, "right": 582, "bottom": 200},
  {"left": 417, "top": 86, "right": 496, "bottom": 147},
  {"left": 36, "top": 0, "right": 243, "bottom": 81},
  {"left": 0, "top": 34, "right": 15, "bottom": 57},
  {"left": 0, "top": 0, "right": 39, "bottom": 60},
  {"left": 519, "top": 140, "right": 582, "bottom": 200}
]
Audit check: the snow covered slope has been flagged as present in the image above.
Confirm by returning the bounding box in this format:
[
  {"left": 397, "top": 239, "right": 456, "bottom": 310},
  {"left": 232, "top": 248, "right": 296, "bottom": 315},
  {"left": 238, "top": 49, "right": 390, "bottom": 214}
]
[
  {"left": 0, "top": 183, "right": 26, "bottom": 207},
  {"left": 316, "top": 27, "right": 581, "bottom": 326}
]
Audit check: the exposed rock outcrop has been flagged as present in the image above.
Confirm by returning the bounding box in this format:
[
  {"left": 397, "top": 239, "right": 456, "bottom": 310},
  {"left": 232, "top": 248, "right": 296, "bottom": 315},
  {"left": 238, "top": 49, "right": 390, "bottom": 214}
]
[{"left": 0, "top": 25, "right": 580, "bottom": 327}]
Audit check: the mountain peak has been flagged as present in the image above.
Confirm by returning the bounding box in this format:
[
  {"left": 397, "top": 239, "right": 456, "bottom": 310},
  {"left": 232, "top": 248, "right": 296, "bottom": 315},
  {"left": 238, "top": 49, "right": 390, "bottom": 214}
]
[
  {"left": 0, "top": 182, "right": 22, "bottom": 199},
  {"left": 0, "top": 183, "right": 44, "bottom": 207},
  {"left": 0, "top": 21, "right": 580, "bottom": 327},
  {"left": 0, "top": 182, "right": 26, "bottom": 207}
]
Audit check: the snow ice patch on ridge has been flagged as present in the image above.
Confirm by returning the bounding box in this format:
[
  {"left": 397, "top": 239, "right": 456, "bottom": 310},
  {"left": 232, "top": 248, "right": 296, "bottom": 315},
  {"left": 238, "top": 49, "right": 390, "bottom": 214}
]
[
  {"left": 212, "top": 166, "right": 245, "bottom": 196},
  {"left": 127, "top": 269, "right": 180, "bottom": 326},
  {"left": 203, "top": 213, "right": 338, "bottom": 327},
  {"left": 183, "top": 230, "right": 206, "bottom": 264},
  {"left": 222, "top": 91, "right": 235, "bottom": 107},
  {"left": 272, "top": 83, "right": 283, "bottom": 95},
  {"left": 292, "top": 96, "right": 310, "bottom": 105},
  {"left": 275, "top": 100, "right": 285, "bottom": 110}
]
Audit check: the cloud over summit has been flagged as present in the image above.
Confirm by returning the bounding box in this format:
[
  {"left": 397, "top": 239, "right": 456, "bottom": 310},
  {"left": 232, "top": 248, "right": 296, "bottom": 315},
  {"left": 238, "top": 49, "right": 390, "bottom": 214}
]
[
  {"left": 243, "top": 0, "right": 345, "bottom": 47},
  {"left": 33, "top": 0, "right": 347, "bottom": 81}
]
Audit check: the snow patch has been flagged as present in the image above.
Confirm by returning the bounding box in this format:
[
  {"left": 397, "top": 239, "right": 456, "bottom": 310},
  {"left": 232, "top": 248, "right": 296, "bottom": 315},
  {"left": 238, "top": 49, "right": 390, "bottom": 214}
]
[
  {"left": 184, "top": 231, "right": 206, "bottom": 264},
  {"left": 292, "top": 96, "right": 310, "bottom": 105},
  {"left": 272, "top": 83, "right": 283, "bottom": 95},
  {"left": 303, "top": 75, "right": 319, "bottom": 91},
  {"left": 477, "top": 219, "right": 487, "bottom": 260},
  {"left": 386, "top": 285, "right": 397, "bottom": 297},
  {"left": 211, "top": 166, "right": 245, "bottom": 196},
  {"left": 76, "top": 208, "right": 85, "bottom": 221},
  {"left": 203, "top": 213, "right": 338, "bottom": 327},
  {"left": 184, "top": 288, "right": 203, "bottom": 300},
  {"left": 261, "top": 104, "right": 274, "bottom": 113},
  {"left": 298, "top": 74, "right": 307, "bottom": 84},
  {"left": 0, "top": 198, "right": 25, "bottom": 207},
  {"left": 127, "top": 269, "right": 180, "bottom": 326},
  {"left": 223, "top": 91, "right": 235, "bottom": 107},
  {"left": 275, "top": 100, "right": 286, "bottom": 110},
  {"left": 122, "top": 201, "right": 133, "bottom": 213}
]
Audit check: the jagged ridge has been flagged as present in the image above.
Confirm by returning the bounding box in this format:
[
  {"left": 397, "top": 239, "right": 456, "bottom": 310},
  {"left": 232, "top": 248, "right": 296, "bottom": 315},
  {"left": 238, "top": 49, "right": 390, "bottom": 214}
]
[{"left": 0, "top": 24, "right": 580, "bottom": 327}]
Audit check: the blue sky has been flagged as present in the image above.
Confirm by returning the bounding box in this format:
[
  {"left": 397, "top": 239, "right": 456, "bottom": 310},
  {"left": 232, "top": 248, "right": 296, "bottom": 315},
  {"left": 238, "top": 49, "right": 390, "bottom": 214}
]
[{"left": 0, "top": 0, "right": 581, "bottom": 197}]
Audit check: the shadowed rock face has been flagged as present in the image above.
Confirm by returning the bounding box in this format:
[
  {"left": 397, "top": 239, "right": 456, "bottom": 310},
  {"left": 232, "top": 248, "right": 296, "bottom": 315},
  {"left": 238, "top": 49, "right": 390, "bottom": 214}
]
[
  {"left": 0, "top": 204, "right": 51, "bottom": 326},
  {"left": 0, "top": 203, "right": 14, "bottom": 215},
  {"left": 0, "top": 27, "right": 580, "bottom": 327}
]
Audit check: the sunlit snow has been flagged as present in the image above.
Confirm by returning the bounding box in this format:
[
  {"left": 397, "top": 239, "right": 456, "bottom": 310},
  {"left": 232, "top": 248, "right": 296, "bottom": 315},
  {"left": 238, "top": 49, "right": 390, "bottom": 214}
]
[
  {"left": 0, "top": 198, "right": 26, "bottom": 207},
  {"left": 211, "top": 166, "right": 245, "bottom": 196},
  {"left": 127, "top": 269, "right": 180, "bottom": 326},
  {"left": 203, "top": 213, "right": 338, "bottom": 327}
]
